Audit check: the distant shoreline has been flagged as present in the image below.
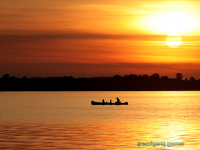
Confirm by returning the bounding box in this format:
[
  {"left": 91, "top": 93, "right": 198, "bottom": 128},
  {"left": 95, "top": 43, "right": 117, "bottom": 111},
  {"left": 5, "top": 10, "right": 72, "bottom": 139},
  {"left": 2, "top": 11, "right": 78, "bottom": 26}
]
[{"left": 1, "top": 73, "right": 200, "bottom": 91}]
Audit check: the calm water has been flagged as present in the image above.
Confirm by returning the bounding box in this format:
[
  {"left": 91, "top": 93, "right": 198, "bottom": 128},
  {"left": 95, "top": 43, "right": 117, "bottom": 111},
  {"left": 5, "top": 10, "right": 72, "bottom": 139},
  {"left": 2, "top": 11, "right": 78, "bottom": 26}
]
[{"left": 0, "top": 91, "right": 200, "bottom": 149}]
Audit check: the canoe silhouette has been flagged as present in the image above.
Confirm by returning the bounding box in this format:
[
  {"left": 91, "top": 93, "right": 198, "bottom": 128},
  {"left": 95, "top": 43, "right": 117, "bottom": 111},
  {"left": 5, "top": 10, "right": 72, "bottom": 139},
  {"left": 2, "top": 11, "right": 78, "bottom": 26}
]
[{"left": 91, "top": 100, "right": 128, "bottom": 105}]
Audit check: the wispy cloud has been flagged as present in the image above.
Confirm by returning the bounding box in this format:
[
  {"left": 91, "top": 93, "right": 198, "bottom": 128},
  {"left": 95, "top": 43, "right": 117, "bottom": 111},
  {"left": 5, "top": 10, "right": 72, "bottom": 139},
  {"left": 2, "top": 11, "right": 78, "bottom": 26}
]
[
  {"left": 0, "top": 31, "right": 165, "bottom": 40},
  {"left": 0, "top": 62, "right": 199, "bottom": 79}
]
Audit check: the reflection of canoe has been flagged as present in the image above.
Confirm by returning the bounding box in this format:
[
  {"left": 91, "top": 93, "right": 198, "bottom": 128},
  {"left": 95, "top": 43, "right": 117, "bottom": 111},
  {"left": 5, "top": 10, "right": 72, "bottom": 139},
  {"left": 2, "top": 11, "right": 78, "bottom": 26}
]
[{"left": 91, "top": 101, "right": 128, "bottom": 105}]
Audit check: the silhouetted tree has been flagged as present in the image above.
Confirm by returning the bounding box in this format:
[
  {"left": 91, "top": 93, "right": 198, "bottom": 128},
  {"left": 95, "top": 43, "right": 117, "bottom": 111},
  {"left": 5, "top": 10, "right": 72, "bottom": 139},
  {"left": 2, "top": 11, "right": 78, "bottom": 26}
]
[
  {"left": 161, "top": 76, "right": 168, "bottom": 80},
  {"left": 176, "top": 73, "right": 183, "bottom": 80},
  {"left": 129, "top": 74, "right": 137, "bottom": 78},
  {"left": 150, "top": 73, "right": 160, "bottom": 78},
  {"left": 185, "top": 78, "right": 188, "bottom": 81},
  {"left": 190, "top": 77, "right": 195, "bottom": 82},
  {"left": 143, "top": 74, "right": 149, "bottom": 78},
  {"left": 113, "top": 74, "right": 121, "bottom": 79},
  {"left": 22, "top": 76, "right": 27, "bottom": 80},
  {"left": 3, "top": 74, "right": 9, "bottom": 79}
]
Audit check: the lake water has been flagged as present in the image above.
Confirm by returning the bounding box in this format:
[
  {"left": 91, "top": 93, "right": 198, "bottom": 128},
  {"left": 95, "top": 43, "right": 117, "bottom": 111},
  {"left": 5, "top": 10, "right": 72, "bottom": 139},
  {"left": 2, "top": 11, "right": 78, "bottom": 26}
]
[{"left": 0, "top": 91, "right": 200, "bottom": 149}]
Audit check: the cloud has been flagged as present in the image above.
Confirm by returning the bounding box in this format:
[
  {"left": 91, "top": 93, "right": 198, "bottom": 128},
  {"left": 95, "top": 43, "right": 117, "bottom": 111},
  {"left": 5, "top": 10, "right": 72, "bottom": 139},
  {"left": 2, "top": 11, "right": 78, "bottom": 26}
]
[
  {"left": 0, "top": 31, "right": 165, "bottom": 40},
  {"left": 0, "top": 62, "right": 200, "bottom": 79},
  {"left": 0, "top": 31, "right": 166, "bottom": 64}
]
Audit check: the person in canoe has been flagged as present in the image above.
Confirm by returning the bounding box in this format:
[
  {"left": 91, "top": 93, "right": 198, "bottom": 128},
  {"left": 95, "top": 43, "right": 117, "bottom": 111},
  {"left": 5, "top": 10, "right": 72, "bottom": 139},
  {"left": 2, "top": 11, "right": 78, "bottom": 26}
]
[
  {"left": 116, "top": 97, "right": 121, "bottom": 103},
  {"left": 102, "top": 99, "right": 105, "bottom": 104}
]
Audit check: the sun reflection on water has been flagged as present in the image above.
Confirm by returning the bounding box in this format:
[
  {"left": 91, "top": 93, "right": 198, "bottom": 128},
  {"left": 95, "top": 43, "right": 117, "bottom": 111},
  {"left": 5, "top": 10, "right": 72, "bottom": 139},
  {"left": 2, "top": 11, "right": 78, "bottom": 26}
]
[{"left": 1, "top": 91, "right": 200, "bottom": 149}]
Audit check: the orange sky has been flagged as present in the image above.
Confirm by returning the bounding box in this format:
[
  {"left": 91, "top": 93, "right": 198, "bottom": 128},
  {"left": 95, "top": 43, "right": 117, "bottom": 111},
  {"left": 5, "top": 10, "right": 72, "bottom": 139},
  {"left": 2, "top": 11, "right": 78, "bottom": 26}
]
[{"left": 1, "top": 0, "right": 200, "bottom": 79}]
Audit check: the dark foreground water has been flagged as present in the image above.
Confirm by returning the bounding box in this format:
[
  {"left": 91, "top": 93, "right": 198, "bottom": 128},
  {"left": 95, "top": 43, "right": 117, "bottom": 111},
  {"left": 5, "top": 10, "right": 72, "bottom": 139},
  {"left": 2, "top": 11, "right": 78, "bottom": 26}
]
[{"left": 0, "top": 91, "right": 200, "bottom": 149}]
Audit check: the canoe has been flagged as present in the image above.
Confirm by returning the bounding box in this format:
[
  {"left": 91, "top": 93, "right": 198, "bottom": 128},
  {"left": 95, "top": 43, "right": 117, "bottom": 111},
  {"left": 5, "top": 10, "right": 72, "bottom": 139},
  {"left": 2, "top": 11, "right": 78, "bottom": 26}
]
[{"left": 91, "top": 101, "right": 128, "bottom": 105}]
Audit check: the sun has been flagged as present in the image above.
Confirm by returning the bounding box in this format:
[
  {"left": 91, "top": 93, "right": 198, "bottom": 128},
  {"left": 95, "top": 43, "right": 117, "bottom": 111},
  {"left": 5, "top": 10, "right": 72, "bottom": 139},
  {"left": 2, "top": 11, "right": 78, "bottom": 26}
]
[{"left": 166, "top": 33, "right": 182, "bottom": 48}]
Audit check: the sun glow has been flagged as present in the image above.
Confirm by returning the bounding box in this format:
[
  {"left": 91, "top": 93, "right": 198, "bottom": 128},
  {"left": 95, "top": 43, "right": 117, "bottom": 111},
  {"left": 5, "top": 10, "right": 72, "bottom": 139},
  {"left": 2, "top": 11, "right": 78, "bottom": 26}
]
[
  {"left": 145, "top": 12, "right": 198, "bottom": 35},
  {"left": 166, "top": 33, "right": 182, "bottom": 48}
]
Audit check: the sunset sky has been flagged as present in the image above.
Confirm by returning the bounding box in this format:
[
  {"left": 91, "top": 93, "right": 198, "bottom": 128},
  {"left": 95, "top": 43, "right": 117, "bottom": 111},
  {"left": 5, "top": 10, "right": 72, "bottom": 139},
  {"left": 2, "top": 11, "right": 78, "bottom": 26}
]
[{"left": 1, "top": 0, "right": 200, "bottom": 79}]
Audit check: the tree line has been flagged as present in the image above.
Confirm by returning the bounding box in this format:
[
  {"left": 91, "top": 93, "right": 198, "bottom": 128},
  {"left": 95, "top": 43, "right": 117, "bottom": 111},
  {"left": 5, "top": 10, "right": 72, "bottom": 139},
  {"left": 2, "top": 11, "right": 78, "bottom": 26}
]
[{"left": 0, "top": 73, "right": 200, "bottom": 91}]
